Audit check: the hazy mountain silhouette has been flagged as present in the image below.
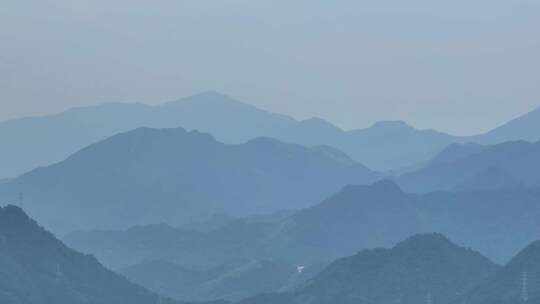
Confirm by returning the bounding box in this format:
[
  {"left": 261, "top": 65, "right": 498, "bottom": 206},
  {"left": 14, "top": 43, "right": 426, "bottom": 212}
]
[
  {"left": 63, "top": 220, "right": 277, "bottom": 270},
  {"left": 0, "top": 92, "right": 295, "bottom": 179},
  {"left": 119, "top": 259, "right": 315, "bottom": 302},
  {"left": 427, "top": 143, "right": 487, "bottom": 165},
  {"left": 462, "top": 240, "right": 540, "bottom": 304},
  {"left": 272, "top": 120, "right": 465, "bottom": 172},
  {"left": 0, "top": 127, "right": 380, "bottom": 234},
  {"left": 0, "top": 205, "right": 186, "bottom": 304},
  {"left": 452, "top": 167, "right": 524, "bottom": 192},
  {"left": 0, "top": 92, "right": 456, "bottom": 176},
  {"left": 399, "top": 141, "right": 540, "bottom": 192},
  {"left": 0, "top": 102, "right": 152, "bottom": 179},
  {"left": 154, "top": 92, "right": 296, "bottom": 143},
  {"left": 65, "top": 221, "right": 325, "bottom": 302},
  {"left": 3, "top": 92, "right": 537, "bottom": 178},
  {"left": 64, "top": 181, "right": 420, "bottom": 271},
  {"left": 266, "top": 180, "right": 540, "bottom": 264},
  {"left": 65, "top": 181, "right": 540, "bottom": 274},
  {"left": 475, "top": 106, "right": 540, "bottom": 144},
  {"left": 239, "top": 234, "right": 498, "bottom": 304}
]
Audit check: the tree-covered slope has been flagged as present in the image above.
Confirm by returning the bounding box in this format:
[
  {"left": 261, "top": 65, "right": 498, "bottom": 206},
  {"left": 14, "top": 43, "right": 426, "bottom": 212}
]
[
  {"left": 0, "top": 127, "right": 380, "bottom": 234},
  {"left": 0, "top": 205, "right": 175, "bottom": 304},
  {"left": 240, "top": 234, "right": 498, "bottom": 304}
]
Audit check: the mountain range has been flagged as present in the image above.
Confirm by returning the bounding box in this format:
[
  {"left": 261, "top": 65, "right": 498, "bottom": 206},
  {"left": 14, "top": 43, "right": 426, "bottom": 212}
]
[
  {"left": 238, "top": 234, "right": 540, "bottom": 304},
  {"left": 239, "top": 234, "right": 499, "bottom": 304},
  {"left": 118, "top": 259, "right": 323, "bottom": 302},
  {"left": 0, "top": 126, "right": 380, "bottom": 234},
  {"left": 0, "top": 92, "right": 294, "bottom": 179},
  {"left": 398, "top": 140, "right": 540, "bottom": 192},
  {"left": 1, "top": 91, "right": 539, "bottom": 178},
  {"left": 267, "top": 180, "right": 540, "bottom": 264},
  {"left": 473, "top": 103, "right": 540, "bottom": 144},
  {"left": 64, "top": 180, "right": 540, "bottom": 281},
  {"left": 4, "top": 204, "right": 539, "bottom": 304},
  {"left": 3, "top": 92, "right": 540, "bottom": 304}
]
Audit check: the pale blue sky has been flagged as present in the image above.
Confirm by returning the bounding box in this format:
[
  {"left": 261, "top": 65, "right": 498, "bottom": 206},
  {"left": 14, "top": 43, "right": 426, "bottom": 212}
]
[{"left": 1, "top": 0, "right": 539, "bottom": 135}]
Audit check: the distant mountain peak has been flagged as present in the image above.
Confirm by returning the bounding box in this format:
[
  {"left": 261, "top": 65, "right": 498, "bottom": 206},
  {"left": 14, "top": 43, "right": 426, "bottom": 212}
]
[
  {"left": 192, "top": 90, "right": 229, "bottom": 98},
  {"left": 338, "top": 179, "right": 404, "bottom": 199},
  {"left": 124, "top": 126, "right": 215, "bottom": 141},
  {"left": 278, "top": 232, "right": 499, "bottom": 304},
  {"left": 477, "top": 104, "right": 540, "bottom": 143},
  {"left": 299, "top": 117, "right": 340, "bottom": 128},
  {"left": 371, "top": 179, "right": 403, "bottom": 191},
  {"left": 311, "top": 145, "right": 355, "bottom": 165},
  {"left": 357, "top": 179, "right": 403, "bottom": 193},
  {"left": 428, "top": 142, "right": 487, "bottom": 165},
  {"left": 395, "top": 233, "right": 453, "bottom": 249},
  {"left": 370, "top": 120, "right": 412, "bottom": 129},
  {"left": 168, "top": 91, "right": 253, "bottom": 108},
  {"left": 453, "top": 167, "right": 524, "bottom": 192},
  {"left": 245, "top": 136, "right": 283, "bottom": 146}
]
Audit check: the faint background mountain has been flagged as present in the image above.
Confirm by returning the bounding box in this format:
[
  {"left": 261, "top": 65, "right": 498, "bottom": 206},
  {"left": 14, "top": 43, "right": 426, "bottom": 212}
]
[
  {"left": 63, "top": 221, "right": 279, "bottom": 271},
  {"left": 64, "top": 181, "right": 540, "bottom": 275},
  {"left": 239, "top": 234, "right": 499, "bottom": 304},
  {"left": 0, "top": 92, "right": 295, "bottom": 179},
  {"left": 0, "top": 126, "right": 380, "bottom": 234},
  {"left": 118, "top": 259, "right": 321, "bottom": 302},
  {"left": 63, "top": 219, "right": 326, "bottom": 302},
  {"left": 271, "top": 119, "right": 465, "bottom": 173},
  {"left": 452, "top": 167, "right": 524, "bottom": 192},
  {"left": 399, "top": 141, "right": 540, "bottom": 192},
  {"left": 474, "top": 106, "right": 540, "bottom": 144},
  {"left": 426, "top": 143, "right": 487, "bottom": 166},
  {"left": 2, "top": 91, "right": 538, "bottom": 178},
  {"left": 270, "top": 181, "right": 540, "bottom": 265}
]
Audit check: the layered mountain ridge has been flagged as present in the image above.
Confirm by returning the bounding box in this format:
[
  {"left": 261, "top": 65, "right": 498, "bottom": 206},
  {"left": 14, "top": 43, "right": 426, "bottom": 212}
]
[
  {"left": 239, "top": 234, "right": 499, "bottom": 304},
  {"left": 0, "top": 126, "right": 380, "bottom": 234},
  {"left": 2, "top": 91, "right": 539, "bottom": 178}
]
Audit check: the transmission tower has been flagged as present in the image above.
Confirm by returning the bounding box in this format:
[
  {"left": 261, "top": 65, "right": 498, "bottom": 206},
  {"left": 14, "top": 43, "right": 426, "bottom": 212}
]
[
  {"left": 55, "top": 264, "right": 62, "bottom": 284},
  {"left": 426, "top": 293, "right": 433, "bottom": 304},
  {"left": 396, "top": 278, "right": 402, "bottom": 304},
  {"left": 521, "top": 272, "right": 529, "bottom": 303}
]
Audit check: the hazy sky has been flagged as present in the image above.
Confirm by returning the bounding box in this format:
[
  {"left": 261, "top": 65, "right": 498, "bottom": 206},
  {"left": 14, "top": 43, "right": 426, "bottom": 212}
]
[{"left": 1, "top": 0, "right": 539, "bottom": 135}]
